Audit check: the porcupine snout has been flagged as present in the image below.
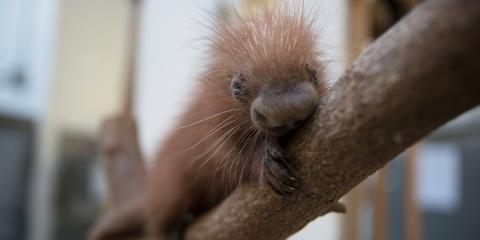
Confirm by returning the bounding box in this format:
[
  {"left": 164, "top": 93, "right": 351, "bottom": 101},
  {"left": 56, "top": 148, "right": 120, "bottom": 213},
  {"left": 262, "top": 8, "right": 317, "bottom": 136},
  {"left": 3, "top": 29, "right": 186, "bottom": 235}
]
[{"left": 251, "top": 81, "right": 319, "bottom": 136}]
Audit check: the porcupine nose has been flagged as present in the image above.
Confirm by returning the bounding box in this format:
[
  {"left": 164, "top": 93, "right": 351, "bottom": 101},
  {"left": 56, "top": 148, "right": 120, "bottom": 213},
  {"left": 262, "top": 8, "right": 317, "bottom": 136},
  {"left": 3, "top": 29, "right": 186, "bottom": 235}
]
[{"left": 251, "top": 82, "right": 319, "bottom": 135}]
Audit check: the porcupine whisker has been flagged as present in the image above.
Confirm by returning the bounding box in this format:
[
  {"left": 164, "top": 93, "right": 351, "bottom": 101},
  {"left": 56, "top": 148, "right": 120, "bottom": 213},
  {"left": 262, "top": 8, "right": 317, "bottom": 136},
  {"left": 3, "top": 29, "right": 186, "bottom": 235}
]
[
  {"left": 247, "top": 127, "right": 263, "bottom": 179},
  {"left": 205, "top": 120, "right": 251, "bottom": 193},
  {"left": 237, "top": 129, "right": 258, "bottom": 185},
  {"left": 215, "top": 122, "right": 251, "bottom": 171},
  {"left": 239, "top": 129, "right": 261, "bottom": 184},
  {"left": 194, "top": 119, "right": 243, "bottom": 162},
  {"left": 189, "top": 119, "right": 245, "bottom": 184},
  {"left": 177, "top": 116, "right": 235, "bottom": 158},
  {"left": 202, "top": 91, "right": 235, "bottom": 101},
  {"left": 213, "top": 119, "right": 251, "bottom": 174},
  {"left": 187, "top": 121, "right": 243, "bottom": 172},
  {"left": 228, "top": 128, "right": 257, "bottom": 190},
  {"left": 237, "top": 127, "right": 261, "bottom": 186},
  {"left": 250, "top": 138, "right": 264, "bottom": 184},
  {"left": 200, "top": 121, "right": 248, "bottom": 185},
  {"left": 226, "top": 128, "right": 252, "bottom": 189},
  {"left": 195, "top": 121, "right": 245, "bottom": 171},
  {"left": 219, "top": 124, "right": 253, "bottom": 192},
  {"left": 175, "top": 108, "right": 242, "bottom": 129},
  {"left": 238, "top": 128, "right": 258, "bottom": 186},
  {"left": 178, "top": 113, "right": 240, "bottom": 153}
]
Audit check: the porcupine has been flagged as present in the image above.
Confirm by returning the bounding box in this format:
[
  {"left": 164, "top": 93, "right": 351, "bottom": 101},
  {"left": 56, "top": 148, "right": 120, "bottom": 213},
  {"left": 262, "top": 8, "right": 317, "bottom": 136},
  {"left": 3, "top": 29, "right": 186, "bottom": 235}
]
[{"left": 91, "top": 2, "right": 345, "bottom": 240}]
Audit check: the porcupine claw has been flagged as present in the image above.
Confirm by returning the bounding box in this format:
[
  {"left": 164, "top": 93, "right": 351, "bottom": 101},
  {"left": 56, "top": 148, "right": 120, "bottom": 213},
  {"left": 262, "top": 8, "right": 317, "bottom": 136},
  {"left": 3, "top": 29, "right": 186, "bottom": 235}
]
[{"left": 262, "top": 139, "right": 300, "bottom": 197}]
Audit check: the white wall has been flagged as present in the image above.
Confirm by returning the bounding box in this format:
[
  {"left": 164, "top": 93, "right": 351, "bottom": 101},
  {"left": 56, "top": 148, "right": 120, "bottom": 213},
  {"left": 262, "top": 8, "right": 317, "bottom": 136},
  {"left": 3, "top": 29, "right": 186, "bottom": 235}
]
[
  {"left": 29, "top": 0, "right": 130, "bottom": 239},
  {"left": 136, "top": 0, "right": 347, "bottom": 239},
  {"left": 135, "top": 0, "right": 219, "bottom": 158}
]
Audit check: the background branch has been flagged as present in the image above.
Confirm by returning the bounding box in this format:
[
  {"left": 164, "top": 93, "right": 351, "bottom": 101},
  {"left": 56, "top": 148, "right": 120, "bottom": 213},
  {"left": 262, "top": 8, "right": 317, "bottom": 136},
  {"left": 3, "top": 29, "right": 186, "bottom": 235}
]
[{"left": 185, "top": 0, "right": 480, "bottom": 239}]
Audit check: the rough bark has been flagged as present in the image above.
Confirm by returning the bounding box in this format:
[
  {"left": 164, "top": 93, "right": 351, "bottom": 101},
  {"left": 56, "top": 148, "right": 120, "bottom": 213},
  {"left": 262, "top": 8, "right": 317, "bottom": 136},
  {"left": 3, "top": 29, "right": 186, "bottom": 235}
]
[{"left": 184, "top": 0, "right": 480, "bottom": 239}]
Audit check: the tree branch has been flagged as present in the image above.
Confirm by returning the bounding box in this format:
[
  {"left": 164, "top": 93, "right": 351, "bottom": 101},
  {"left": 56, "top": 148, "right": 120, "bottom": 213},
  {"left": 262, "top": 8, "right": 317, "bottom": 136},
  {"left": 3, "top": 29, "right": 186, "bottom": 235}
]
[{"left": 185, "top": 0, "right": 480, "bottom": 239}]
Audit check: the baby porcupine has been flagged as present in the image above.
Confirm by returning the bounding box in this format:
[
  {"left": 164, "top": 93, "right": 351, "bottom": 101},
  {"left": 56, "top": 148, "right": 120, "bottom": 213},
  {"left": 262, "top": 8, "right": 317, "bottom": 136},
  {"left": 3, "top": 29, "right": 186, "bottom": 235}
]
[{"left": 90, "top": 2, "right": 339, "bottom": 240}]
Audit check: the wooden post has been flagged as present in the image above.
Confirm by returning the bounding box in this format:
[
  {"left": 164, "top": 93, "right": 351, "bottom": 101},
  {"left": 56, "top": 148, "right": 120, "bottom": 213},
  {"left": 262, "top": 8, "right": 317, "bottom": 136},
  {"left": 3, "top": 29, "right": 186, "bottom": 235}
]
[
  {"left": 124, "top": 0, "right": 142, "bottom": 114},
  {"left": 341, "top": 1, "right": 372, "bottom": 239},
  {"left": 405, "top": 145, "right": 422, "bottom": 240},
  {"left": 341, "top": 183, "right": 366, "bottom": 240},
  {"left": 101, "top": 0, "right": 145, "bottom": 210},
  {"left": 373, "top": 169, "right": 389, "bottom": 240}
]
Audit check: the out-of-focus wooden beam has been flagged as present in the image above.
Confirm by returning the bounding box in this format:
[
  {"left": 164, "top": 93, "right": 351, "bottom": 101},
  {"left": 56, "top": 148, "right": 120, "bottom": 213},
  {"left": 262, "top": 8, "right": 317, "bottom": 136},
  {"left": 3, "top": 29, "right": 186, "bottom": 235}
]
[
  {"left": 405, "top": 145, "right": 422, "bottom": 240},
  {"left": 373, "top": 169, "right": 389, "bottom": 240},
  {"left": 341, "top": 1, "right": 372, "bottom": 239},
  {"left": 124, "top": 0, "right": 142, "bottom": 114}
]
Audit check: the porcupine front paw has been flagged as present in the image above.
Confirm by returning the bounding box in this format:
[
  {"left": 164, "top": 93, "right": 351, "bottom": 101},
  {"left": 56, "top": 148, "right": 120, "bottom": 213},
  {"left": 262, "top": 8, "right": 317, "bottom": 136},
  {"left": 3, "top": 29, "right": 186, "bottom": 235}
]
[{"left": 262, "top": 140, "right": 300, "bottom": 197}]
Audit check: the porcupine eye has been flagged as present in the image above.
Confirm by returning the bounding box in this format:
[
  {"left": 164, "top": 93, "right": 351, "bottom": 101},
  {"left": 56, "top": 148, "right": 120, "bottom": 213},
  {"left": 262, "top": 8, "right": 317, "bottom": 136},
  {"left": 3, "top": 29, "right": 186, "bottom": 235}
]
[
  {"left": 231, "top": 73, "right": 249, "bottom": 103},
  {"left": 306, "top": 64, "right": 319, "bottom": 86}
]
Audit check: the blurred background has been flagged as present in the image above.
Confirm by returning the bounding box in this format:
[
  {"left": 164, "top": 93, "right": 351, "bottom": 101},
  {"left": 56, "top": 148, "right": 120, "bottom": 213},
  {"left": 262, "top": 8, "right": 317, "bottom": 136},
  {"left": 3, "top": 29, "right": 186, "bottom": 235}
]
[{"left": 0, "top": 0, "right": 479, "bottom": 240}]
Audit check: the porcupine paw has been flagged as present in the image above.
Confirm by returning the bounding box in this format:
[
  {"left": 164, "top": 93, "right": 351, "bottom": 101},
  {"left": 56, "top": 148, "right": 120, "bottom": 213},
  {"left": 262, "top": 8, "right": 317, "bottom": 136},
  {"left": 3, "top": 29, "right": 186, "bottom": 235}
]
[{"left": 262, "top": 142, "right": 300, "bottom": 197}]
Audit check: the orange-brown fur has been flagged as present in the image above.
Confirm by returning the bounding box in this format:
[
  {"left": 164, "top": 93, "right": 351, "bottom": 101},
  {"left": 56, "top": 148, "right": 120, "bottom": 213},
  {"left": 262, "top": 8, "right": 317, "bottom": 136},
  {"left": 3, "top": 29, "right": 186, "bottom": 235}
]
[
  {"left": 92, "top": 2, "right": 327, "bottom": 239},
  {"left": 145, "top": 3, "right": 325, "bottom": 238}
]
